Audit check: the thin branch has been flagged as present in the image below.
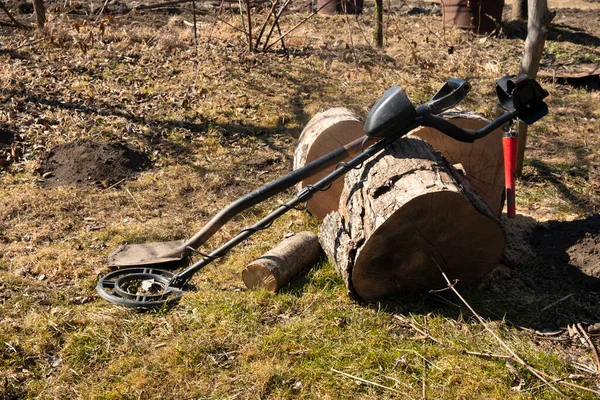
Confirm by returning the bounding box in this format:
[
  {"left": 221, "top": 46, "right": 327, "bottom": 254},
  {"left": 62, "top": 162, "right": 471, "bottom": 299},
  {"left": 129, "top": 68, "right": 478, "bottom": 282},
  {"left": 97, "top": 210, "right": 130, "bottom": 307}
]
[
  {"left": 264, "top": 0, "right": 334, "bottom": 50},
  {"left": 464, "top": 350, "right": 514, "bottom": 360},
  {"left": 237, "top": 0, "right": 249, "bottom": 50},
  {"left": 254, "top": 0, "right": 279, "bottom": 50},
  {"left": 421, "top": 353, "right": 427, "bottom": 399},
  {"left": 261, "top": 0, "right": 291, "bottom": 51},
  {"left": 577, "top": 323, "right": 600, "bottom": 375},
  {"left": 434, "top": 263, "right": 567, "bottom": 399},
  {"left": 393, "top": 314, "right": 444, "bottom": 346},
  {"left": 125, "top": 187, "right": 143, "bottom": 212},
  {"left": 0, "top": 1, "right": 29, "bottom": 29},
  {"left": 400, "top": 349, "right": 442, "bottom": 372},
  {"left": 133, "top": 0, "right": 194, "bottom": 10},
  {"left": 244, "top": 0, "right": 252, "bottom": 52},
  {"left": 540, "top": 293, "right": 574, "bottom": 312},
  {"left": 191, "top": 0, "right": 198, "bottom": 55},
  {"left": 330, "top": 368, "right": 410, "bottom": 397}
]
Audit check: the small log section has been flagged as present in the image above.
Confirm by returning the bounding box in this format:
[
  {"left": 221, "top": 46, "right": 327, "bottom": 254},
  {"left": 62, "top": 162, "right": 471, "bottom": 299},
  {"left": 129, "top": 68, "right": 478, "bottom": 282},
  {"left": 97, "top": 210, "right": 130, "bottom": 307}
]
[
  {"left": 319, "top": 137, "right": 505, "bottom": 300},
  {"left": 294, "top": 108, "right": 364, "bottom": 220},
  {"left": 411, "top": 111, "right": 505, "bottom": 217},
  {"left": 242, "top": 231, "right": 322, "bottom": 291}
]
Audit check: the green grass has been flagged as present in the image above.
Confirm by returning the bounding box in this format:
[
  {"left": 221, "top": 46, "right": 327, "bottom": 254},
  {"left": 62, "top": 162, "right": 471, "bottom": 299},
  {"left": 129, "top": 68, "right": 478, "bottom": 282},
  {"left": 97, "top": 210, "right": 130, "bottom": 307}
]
[{"left": 1, "top": 3, "right": 600, "bottom": 399}]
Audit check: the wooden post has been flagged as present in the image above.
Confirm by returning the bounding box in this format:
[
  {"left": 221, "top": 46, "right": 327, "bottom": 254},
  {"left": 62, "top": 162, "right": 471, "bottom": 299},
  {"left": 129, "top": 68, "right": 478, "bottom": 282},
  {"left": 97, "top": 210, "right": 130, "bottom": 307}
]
[{"left": 515, "top": 0, "right": 553, "bottom": 176}]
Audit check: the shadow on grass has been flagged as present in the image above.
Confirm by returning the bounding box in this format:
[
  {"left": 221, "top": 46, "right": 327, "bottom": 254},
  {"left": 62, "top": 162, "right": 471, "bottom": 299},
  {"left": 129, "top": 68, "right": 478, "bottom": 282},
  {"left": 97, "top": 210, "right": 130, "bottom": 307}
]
[
  {"left": 0, "top": 87, "right": 303, "bottom": 169},
  {"left": 523, "top": 157, "right": 597, "bottom": 214},
  {"left": 366, "top": 214, "right": 600, "bottom": 331},
  {"left": 503, "top": 19, "right": 600, "bottom": 47},
  {"left": 279, "top": 213, "right": 600, "bottom": 332}
]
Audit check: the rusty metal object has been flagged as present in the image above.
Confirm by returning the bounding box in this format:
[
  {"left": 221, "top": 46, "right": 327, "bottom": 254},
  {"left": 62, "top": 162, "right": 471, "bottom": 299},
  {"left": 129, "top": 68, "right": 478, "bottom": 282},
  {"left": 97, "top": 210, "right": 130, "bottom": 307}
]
[
  {"left": 317, "top": 0, "right": 362, "bottom": 15},
  {"left": 443, "top": 0, "right": 505, "bottom": 34}
]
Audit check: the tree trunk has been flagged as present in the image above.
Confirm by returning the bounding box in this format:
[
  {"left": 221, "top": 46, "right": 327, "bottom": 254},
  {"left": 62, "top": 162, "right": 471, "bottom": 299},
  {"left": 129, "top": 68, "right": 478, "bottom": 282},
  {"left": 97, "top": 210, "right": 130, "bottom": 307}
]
[
  {"left": 294, "top": 107, "right": 364, "bottom": 220},
  {"left": 32, "top": 0, "right": 45, "bottom": 29},
  {"left": 512, "top": 0, "right": 527, "bottom": 20},
  {"left": 374, "top": 0, "right": 383, "bottom": 47},
  {"left": 319, "top": 137, "right": 505, "bottom": 300},
  {"left": 515, "top": 0, "right": 553, "bottom": 176}
]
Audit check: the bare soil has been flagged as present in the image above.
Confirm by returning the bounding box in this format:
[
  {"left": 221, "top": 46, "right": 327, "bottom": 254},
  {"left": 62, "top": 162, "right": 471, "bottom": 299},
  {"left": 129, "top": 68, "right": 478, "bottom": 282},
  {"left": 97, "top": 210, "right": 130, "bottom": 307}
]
[
  {"left": 38, "top": 139, "right": 151, "bottom": 187},
  {"left": 532, "top": 216, "right": 600, "bottom": 282}
]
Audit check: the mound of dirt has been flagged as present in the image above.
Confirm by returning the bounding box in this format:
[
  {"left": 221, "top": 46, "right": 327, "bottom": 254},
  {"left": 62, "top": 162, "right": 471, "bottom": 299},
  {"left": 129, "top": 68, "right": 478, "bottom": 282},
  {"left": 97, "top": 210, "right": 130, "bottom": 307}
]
[{"left": 38, "top": 139, "right": 151, "bottom": 188}]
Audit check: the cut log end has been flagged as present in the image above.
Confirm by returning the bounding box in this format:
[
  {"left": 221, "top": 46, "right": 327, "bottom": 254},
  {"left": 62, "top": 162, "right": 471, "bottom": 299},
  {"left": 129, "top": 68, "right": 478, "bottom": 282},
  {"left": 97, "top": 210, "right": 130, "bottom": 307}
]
[
  {"left": 294, "top": 108, "right": 364, "bottom": 220},
  {"left": 242, "top": 263, "right": 279, "bottom": 291},
  {"left": 319, "top": 136, "right": 505, "bottom": 300},
  {"left": 352, "top": 191, "right": 505, "bottom": 300}
]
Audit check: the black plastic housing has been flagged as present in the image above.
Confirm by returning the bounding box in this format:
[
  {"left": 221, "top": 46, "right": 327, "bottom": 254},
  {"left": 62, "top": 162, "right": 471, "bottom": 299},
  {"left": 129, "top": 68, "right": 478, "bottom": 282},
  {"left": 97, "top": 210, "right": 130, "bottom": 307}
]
[{"left": 364, "top": 86, "right": 417, "bottom": 138}]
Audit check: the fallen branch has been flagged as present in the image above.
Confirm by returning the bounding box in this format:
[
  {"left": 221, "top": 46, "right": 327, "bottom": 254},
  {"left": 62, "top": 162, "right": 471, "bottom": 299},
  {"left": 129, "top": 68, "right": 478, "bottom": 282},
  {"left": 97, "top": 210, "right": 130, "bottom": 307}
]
[
  {"left": 133, "top": 0, "right": 194, "bottom": 10},
  {"left": 125, "top": 187, "right": 143, "bottom": 212},
  {"left": 464, "top": 350, "right": 514, "bottom": 360},
  {"left": 400, "top": 349, "right": 442, "bottom": 372},
  {"left": 540, "top": 293, "right": 574, "bottom": 312}
]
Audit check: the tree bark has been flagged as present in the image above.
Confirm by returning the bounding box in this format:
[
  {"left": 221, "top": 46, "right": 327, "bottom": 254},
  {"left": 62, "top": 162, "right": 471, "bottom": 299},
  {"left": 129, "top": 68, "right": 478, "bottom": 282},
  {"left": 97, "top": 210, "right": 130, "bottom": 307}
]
[
  {"left": 242, "top": 231, "right": 322, "bottom": 291},
  {"left": 515, "top": 0, "right": 553, "bottom": 176},
  {"left": 294, "top": 107, "right": 364, "bottom": 220},
  {"left": 512, "top": 0, "right": 527, "bottom": 20},
  {"left": 319, "top": 137, "right": 505, "bottom": 300},
  {"left": 294, "top": 110, "right": 506, "bottom": 219},
  {"left": 32, "top": 0, "right": 45, "bottom": 29},
  {"left": 374, "top": 0, "right": 383, "bottom": 47},
  {"left": 410, "top": 112, "right": 506, "bottom": 217}
]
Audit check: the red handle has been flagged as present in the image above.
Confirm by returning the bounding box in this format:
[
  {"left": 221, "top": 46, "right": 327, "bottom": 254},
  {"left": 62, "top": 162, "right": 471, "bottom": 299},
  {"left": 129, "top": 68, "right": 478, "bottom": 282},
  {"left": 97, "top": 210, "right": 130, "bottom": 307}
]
[{"left": 502, "top": 133, "right": 518, "bottom": 218}]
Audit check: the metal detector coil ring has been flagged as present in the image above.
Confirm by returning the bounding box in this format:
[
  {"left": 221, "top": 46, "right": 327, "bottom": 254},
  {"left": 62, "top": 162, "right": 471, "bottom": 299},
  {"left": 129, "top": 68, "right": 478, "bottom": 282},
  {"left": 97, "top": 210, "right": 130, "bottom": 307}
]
[{"left": 96, "top": 268, "right": 185, "bottom": 309}]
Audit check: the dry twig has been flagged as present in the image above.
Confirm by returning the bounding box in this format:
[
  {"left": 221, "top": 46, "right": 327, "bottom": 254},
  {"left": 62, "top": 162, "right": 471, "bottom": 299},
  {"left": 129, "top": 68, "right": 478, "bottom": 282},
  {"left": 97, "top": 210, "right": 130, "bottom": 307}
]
[
  {"left": 330, "top": 368, "right": 410, "bottom": 397},
  {"left": 0, "top": 1, "right": 29, "bottom": 29},
  {"left": 393, "top": 314, "right": 444, "bottom": 346},
  {"left": 540, "top": 293, "right": 574, "bottom": 312},
  {"left": 433, "top": 263, "right": 567, "bottom": 399},
  {"left": 125, "top": 187, "right": 143, "bottom": 212},
  {"left": 577, "top": 323, "right": 600, "bottom": 375}
]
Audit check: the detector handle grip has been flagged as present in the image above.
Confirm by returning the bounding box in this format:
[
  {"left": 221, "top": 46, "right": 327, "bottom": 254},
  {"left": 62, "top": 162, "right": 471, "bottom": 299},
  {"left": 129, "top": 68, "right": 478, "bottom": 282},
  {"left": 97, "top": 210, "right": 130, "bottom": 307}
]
[{"left": 416, "top": 78, "right": 472, "bottom": 116}]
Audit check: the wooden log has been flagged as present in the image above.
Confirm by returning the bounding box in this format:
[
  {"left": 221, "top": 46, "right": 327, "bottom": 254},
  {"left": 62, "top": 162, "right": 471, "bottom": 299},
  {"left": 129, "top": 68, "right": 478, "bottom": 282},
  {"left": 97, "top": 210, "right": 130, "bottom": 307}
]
[
  {"left": 295, "top": 109, "right": 506, "bottom": 218},
  {"left": 319, "top": 136, "right": 505, "bottom": 300},
  {"left": 293, "top": 108, "right": 364, "bottom": 220},
  {"left": 242, "top": 231, "right": 322, "bottom": 291},
  {"left": 410, "top": 111, "right": 506, "bottom": 217}
]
